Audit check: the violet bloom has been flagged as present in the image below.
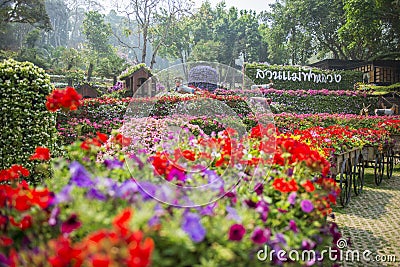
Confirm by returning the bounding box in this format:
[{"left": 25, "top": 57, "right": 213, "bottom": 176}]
[
  {"left": 251, "top": 227, "right": 271, "bottom": 244},
  {"left": 254, "top": 183, "right": 264, "bottom": 195},
  {"left": 301, "top": 239, "right": 316, "bottom": 250},
  {"left": 48, "top": 207, "right": 60, "bottom": 226},
  {"left": 200, "top": 203, "right": 217, "bottom": 216},
  {"left": 228, "top": 224, "right": 246, "bottom": 241},
  {"left": 104, "top": 158, "right": 124, "bottom": 170},
  {"left": 167, "top": 167, "right": 186, "bottom": 182},
  {"left": 226, "top": 206, "right": 241, "bottom": 222},
  {"left": 137, "top": 181, "right": 158, "bottom": 201},
  {"left": 288, "top": 192, "right": 297, "bottom": 205},
  {"left": 86, "top": 188, "right": 107, "bottom": 201},
  {"left": 256, "top": 200, "right": 269, "bottom": 222},
  {"left": 181, "top": 212, "right": 206, "bottom": 243},
  {"left": 300, "top": 199, "right": 314, "bottom": 213},
  {"left": 53, "top": 185, "right": 73, "bottom": 204},
  {"left": 289, "top": 220, "right": 299, "bottom": 233},
  {"left": 61, "top": 214, "right": 81, "bottom": 234},
  {"left": 69, "top": 161, "right": 94, "bottom": 188},
  {"left": 129, "top": 153, "right": 144, "bottom": 170}
]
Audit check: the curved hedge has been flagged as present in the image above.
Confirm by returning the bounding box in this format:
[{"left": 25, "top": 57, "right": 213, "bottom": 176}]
[
  {"left": 0, "top": 59, "right": 57, "bottom": 182},
  {"left": 245, "top": 63, "right": 363, "bottom": 91}
]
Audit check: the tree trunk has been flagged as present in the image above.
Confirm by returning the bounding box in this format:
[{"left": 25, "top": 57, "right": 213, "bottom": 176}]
[
  {"left": 87, "top": 62, "right": 94, "bottom": 82},
  {"left": 141, "top": 27, "right": 148, "bottom": 63}
]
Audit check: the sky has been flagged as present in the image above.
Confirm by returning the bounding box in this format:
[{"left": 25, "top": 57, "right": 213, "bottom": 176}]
[{"left": 192, "top": 0, "right": 275, "bottom": 13}]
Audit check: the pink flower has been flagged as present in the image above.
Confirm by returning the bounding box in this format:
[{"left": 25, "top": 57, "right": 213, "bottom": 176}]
[{"left": 228, "top": 224, "right": 246, "bottom": 241}]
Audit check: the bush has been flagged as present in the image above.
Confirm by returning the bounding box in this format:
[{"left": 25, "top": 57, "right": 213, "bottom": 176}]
[
  {"left": 0, "top": 59, "right": 57, "bottom": 183},
  {"left": 245, "top": 63, "right": 363, "bottom": 91}
]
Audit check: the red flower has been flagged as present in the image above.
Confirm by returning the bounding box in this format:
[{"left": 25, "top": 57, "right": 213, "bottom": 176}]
[
  {"left": 91, "top": 256, "right": 111, "bottom": 267},
  {"left": 29, "top": 147, "right": 50, "bottom": 161},
  {"left": 113, "top": 208, "right": 133, "bottom": 235},
  {"left": 115, "top": 133, "right": 132, "bottom": 147},
  {"left": 302, "top": 180, "right": 315, "bottom": 192},
  {"left": 10, "top": 215, "right": 32, "bottom": 230},
  {"left": 61, "top": 214, "right": 82, "bottom": 234},
  {"left": 287, "top": 179, "right": 298, "bottom": 192},
  {"left": 182, "top": 150, "right": 196, "bottom": 161},
  {"left": 0, "top": 235, "right": 13, "bottom": 246},
  {"left": 46, "top": 87, "right": 82, "bottom": 112},
  {"left": 272, "top": 178, "right": 289, "bottom": 193},
  {"left": 96, "top": 132, "right": 109, "bottom": 143}
]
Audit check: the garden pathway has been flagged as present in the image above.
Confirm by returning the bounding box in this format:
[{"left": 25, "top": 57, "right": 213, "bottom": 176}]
[{"left": 329, "top": 166, "right": 400, "bottom": 267}]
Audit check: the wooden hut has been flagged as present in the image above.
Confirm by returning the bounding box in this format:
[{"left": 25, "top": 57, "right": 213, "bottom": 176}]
[
  {"left": 122, "top": 66, "right": 152, "bottom": 97},
  {"left": 76, "top": 83, "right": 98, "bottom": 98},
  {"left": 309, "top": 59, "right": 400, "bottom": 85}
]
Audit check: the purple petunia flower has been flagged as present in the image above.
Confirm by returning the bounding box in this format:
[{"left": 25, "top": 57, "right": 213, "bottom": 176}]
[
  {"left": 228, "top": 224, "right": 246, "bottom": 241},
  {"left": 288, "top": 192, "right": 297, "bottom": 205},
  {"left": 205, "top": 169, "right": 224, "bottom": 191},
  {"left": 300, "top": 199, "right": 314, "bottom": 213},
  {"left": 275, "top": 233, "right": 287, "bottom": 245},
  {"left": 137, "top": 181, "right": 158, "bottom": 201},
  {"left": 226, "top": 206, "right": 241, "bottom": 222},
  {"left": 116, "top": 179, "right": 138, "bottom": 198},
  {"left": 69, "top": 161, "right": 94, "bottom": 188},
  {"left": 48, "top": 207, "right": 60, "bottom": 226},
  {"left": 254, "top": 183, "right": 264, "bottom": 195},
  {"left": 181, "top": 212, "right": 206, "bottom": 243},
  {"left": 251, "top": 227, "right": 271, "bottom": 244},
  {"left": 104, "top": 158, "right": 124, "bottom": 170},
  {"left": 167, "top": 167, "right": 186, "bottom": 182},
  {"left": 53, "top": 185, "right": 73, "bottom": 204},
  {"left": 289, "top": 220, "right": 299, "bottom": 233},
  {"left": 256, "top": 200, "right": 270, "bottom": 222},
  {"left": 129, "top": 153, "right": 144, "bottom": 170},
  {"left": 200, "top": 203, "right": 217, "bottom": 216},
  {"left": 61, "top": 214, "right": 81, "bottom": 234},
  {"left": 86, "top": 188, "right": 107, "bottom": 201},
  {"left": 301, "top": 239, "right": 316, "bottom": 250}
]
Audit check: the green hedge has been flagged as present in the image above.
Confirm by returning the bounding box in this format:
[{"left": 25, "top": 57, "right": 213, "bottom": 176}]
[
  {"left": 245, "top": 63, "right": 363, "bottom": 90},
  {"left": 0, "top": 59, "right": 57, "bottom": 183},
  {"left": 266, "top": 93, "right": 377, "bottom": 114}
]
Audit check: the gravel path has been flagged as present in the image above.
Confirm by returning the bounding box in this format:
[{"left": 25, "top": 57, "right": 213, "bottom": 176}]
[{"left": 329, "top": 165, "right": 400, "bottom": 267}]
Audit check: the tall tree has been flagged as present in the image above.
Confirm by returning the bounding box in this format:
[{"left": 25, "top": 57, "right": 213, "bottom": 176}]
[
  {"left": 82, "top": 10, "right": 112, "bottom": 81},
  {"left": 114, "top": 0, "right": 193, "bottom": 68},
  {"left": 0, "top": 0, "right": 51, "bottom": 31}
]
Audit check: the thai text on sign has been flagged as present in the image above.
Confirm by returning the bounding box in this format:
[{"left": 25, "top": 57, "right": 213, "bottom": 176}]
[{"left": 255, "top": 68, "right": 342, "bottom": 83}]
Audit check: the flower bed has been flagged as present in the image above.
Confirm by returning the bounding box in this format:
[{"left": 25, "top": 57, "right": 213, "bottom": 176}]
[
  {"left": 1, "top": 87, "right": 344, "bottom": 266},
  {"left": 1, "top": 130, "right": 341, "bottom": 266}
]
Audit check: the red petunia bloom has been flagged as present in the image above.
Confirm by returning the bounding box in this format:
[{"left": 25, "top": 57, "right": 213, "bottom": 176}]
[
  {"left": 182, "top": 150, "right": 196, "bottom": 161},
  {"left": 113, "top": 208, "right": 133, "bottom": 236},
  {"left": 302, "top": 180, "right": 315, "bottom": 192},
  {"left": 29, "top": 147, "right": 50, "bottom": 161},
  {"left": 46, "top": 87, "right": 82, "bottom": 112}
]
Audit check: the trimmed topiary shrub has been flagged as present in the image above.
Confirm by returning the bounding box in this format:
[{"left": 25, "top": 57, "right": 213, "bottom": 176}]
[{"left": 0, "top": 59, "right": 57, "bottom": 183}]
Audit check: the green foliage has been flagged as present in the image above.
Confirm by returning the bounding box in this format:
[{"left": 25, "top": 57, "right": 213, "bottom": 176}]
[
  {"left": 0, "top": 59, "right": 57, "bottom": 183},
  {"left": 265, "top": 93, "right": 377, "bottom": 114},
  {"left": 0, "top": 0, "right": 51, "bottom": 31},
  {"left": 82, "top": 11, "right": 112, "bottom": 54},
  {"left": 189, "top": 40, "right": 223, "bottom": 62},
  {"left": 245, "top": 63, "right": 363, "bottom": 90}
]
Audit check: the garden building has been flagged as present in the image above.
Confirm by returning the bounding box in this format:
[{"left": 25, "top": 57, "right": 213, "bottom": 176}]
[
  {"left": 121, "top": 65, "right": 152, "bottom": 97},
  {"left": 310, "top": 59, "right": 400, "bottom": 85}
]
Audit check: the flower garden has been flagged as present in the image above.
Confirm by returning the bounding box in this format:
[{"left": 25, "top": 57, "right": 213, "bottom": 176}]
[{"left": 1, "top": 59, "right": 400, "bottom": 266}]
